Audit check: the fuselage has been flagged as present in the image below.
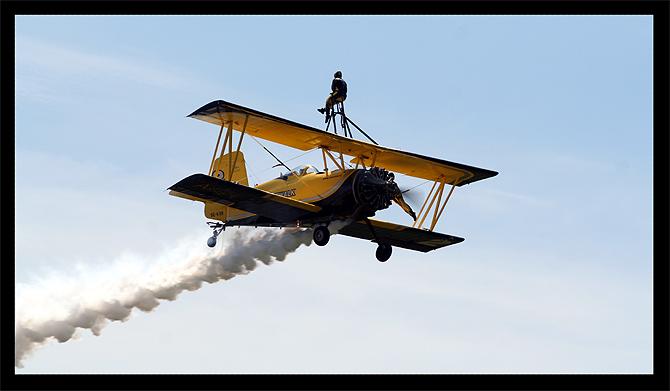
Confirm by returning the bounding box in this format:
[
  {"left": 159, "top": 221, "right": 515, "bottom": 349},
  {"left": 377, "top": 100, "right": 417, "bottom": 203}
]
[{"left": 205, "top": 166, "right": 365, "bottom": 227}]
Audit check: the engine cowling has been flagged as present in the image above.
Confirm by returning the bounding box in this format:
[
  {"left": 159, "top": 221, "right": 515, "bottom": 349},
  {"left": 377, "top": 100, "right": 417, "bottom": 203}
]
[
  {"left": 352, "top": 167, "right": 417, "bottom": 221},
  {"left": 353, "top": 167, "right": 398, "bottom": 212}
]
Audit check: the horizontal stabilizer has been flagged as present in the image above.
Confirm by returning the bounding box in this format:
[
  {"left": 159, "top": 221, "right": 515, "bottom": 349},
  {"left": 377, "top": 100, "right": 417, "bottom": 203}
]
[
  {"left": 169, "top": 174, "right": 322, "bottom": 222},
  {"left": 337, "top": 219, "right": 464, "bottom": 252}
]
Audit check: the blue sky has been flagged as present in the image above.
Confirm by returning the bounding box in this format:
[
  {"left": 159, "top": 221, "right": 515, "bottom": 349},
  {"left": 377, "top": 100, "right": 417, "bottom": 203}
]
[{"left": 14, "top": 15, "right": 654, "bottom": 376}]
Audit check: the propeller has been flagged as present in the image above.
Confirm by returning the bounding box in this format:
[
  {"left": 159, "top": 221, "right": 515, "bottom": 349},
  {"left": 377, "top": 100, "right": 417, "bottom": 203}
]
[
  {"left": 393, "top": 190, "right": 417, "bottom": 221},
  {"left": 400, "top": 186, "right": 423, "bottom": 210}
]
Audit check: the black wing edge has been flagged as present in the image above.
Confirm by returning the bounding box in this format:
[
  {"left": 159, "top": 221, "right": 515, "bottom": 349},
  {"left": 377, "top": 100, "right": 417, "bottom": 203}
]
[
  {"left": 187, "top": 100, "right": 328, "bottom": 135},
  {"left": 399, "top": 149, "right": 499, "bottom": 187}
]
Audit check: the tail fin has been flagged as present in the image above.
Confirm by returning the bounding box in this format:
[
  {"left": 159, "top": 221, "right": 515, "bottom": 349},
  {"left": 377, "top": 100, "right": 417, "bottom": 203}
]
[{"left": 211, "top": 151, "right": 249, "bottom": 186}]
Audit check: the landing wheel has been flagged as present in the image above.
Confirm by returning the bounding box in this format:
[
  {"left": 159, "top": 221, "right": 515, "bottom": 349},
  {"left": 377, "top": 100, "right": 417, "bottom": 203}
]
[
  {"left": 207, "top": 236, "right": 218, "bottom": 248},
  {"left": 313, "top": 226, "right": 330, "bottom": 246},
  {"left": 206, "top": 222, "right": 225, "bottom": 248},
  {"left": 376, "top": 242, "right": 392, "bottom": 262}
]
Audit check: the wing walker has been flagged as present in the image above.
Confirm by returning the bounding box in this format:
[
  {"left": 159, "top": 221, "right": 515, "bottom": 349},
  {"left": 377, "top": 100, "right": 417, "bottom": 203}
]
[{"left": 169, "top": 99, "right": 497, "bottom": 262}]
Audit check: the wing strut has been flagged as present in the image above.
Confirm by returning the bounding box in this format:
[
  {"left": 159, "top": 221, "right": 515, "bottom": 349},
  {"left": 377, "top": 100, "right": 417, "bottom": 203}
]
[
  {"left": 208, "top": 124, "right": 225, "bottom": 176},
  {"left": 208, "top": 113, "right": 249, "bottom": 182},
  {"left": 320, "top": 146, "right": 345, "bottom": 174},
  {"left": 413, "top": 172, "right": 464, "bottom": 231}
]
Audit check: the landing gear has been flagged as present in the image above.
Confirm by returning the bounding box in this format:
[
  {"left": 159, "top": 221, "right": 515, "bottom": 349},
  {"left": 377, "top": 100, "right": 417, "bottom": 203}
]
[
  {"left": 206, "top": 222, "right": 225, "bottom": 248},
  {"left": 376, "top": 242, "right": 392, "bottom": 262},
  {"left": 363, "top": 217, "right": 393, "bottom": 262},
  {"left": 313, "top": 225, "right": 330, "bottom": 246}
]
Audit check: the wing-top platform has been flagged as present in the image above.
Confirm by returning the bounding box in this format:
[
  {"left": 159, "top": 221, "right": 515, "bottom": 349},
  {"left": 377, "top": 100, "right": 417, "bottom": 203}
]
[{"left": 188, "top": 100, "right": 498, "bottom": 187}]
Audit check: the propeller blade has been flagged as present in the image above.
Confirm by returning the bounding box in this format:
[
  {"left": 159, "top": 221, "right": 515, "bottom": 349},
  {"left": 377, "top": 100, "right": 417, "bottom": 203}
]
[
  {"left": 392, "top": 186, "right": 417, "bottom": 221},
  {"left": 400, "top": 187, "right": 423, "bottom": 209}
]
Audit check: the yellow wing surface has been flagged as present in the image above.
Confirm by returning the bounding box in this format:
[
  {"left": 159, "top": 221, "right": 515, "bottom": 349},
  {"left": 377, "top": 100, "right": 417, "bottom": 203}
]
[{"left": 188, "top": 100, "right": 498, "bottom": 186}]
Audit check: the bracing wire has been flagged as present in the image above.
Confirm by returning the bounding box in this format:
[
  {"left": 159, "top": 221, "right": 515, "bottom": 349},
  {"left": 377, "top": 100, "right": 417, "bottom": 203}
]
[
  {"left": 224, "top": 140, "right": 318, "bottom": 186},
  {"left": 249, "top": 136, "right": 295, "bottom": 175},
  {"left": 248, "top": 136, "right": 319, "bottom": 177}
]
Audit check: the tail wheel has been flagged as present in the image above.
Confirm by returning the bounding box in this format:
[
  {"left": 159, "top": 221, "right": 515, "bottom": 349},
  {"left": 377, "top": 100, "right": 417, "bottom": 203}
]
[
  {"left": 376, "top": 242, "right": 392, "bottom": 262},
  {"left": 313, "top": 226, "right": 330, "bottom": 246},
  {"left": 207, "top": 236, "right": 218, "bottom": 248}
]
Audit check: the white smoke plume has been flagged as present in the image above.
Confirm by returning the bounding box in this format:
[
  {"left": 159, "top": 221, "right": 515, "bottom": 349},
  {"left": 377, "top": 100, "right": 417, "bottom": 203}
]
[{"left": 15, "top": 226, "right": 314, "bottom": 368}]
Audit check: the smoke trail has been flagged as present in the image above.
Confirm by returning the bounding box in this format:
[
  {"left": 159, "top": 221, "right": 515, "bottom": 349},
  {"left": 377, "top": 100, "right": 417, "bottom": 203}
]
[{"left": 15, "top": 226, "right": 313, "bottom": 368}]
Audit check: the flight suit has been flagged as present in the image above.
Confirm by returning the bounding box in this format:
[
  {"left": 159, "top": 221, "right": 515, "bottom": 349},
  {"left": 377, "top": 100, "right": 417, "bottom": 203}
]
[{"left": 324, "top": 77, "right": 347, "bottom": 112}]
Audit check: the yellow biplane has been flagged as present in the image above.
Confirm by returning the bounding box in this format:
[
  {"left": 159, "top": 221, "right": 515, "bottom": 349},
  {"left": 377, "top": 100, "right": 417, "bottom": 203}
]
[{"left": 169, "top": 100, "right": 497, "bottom": 261}]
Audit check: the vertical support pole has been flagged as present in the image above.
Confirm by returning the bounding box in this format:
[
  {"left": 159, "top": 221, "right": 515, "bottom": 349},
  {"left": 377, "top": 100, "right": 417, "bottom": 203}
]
[
  {"left": 229, "top": 115, "right": 249, "bottom": 182},
  {"left": 227, "top": 121, "right": 233, "bottom": 178},
  {"left": 412, "top": 180, "right": 438, "bottom": 228},
  {"left": 355, "top": 155, "right": 367, "bottom": 169},
  {"left": 321, "top": 147, "right": 329, "bottom": 175},
  {"left": 430, "top": 177, "right": 447, "bottom": 230},
  {"left": 323, "top": 149, "right": 344, "bottom": 171},
  {"left": 430, "top": 173, "right": 462, "bottom": 231},
  {"left": 214, "top": 121, "right": 233, "bottom": 179},
  {"left": 338, "top": 143, "right": 345, "bottom": 170},
  {"left": 331, "top": 105, "right": 338, "bottom": 135},
  {"left": 416, "top": 176, "right": 446, "bottom": 230},
  {"left": 209, "top": 124, "right": 225, "bottom": 176}
]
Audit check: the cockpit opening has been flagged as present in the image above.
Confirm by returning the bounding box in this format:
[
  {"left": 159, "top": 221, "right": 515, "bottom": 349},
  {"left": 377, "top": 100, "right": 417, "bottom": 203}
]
[{"left": 276, "top": 164, "right": 320, "bottom": 180}]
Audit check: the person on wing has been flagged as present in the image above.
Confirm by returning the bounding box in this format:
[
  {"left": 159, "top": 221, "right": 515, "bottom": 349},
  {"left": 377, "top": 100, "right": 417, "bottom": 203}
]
[{"left": 317, "top": 70, "right": 347, "bottom": 122}]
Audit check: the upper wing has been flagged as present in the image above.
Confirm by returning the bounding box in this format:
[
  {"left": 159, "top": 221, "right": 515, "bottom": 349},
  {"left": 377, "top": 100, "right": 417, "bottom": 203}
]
[
  {"left": 188, "top": 100, "right": 498, "bottom": 186},
  {"left": 169, "top": 174, "right": 321, "bottom": 221},
  {"left": 337, "top": 219, "right": 464, "bottom": 253}
]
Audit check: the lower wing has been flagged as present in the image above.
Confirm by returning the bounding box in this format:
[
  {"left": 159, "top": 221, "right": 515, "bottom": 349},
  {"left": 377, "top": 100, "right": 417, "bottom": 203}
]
[{"left": 337, "top": 219, "right": 464, "bottom": 252}]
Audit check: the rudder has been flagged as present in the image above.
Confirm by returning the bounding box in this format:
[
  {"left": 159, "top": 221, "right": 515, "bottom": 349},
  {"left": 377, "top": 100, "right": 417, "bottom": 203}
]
[{"left": 211, "top": 151, "right": 249, "bottom": 186}]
